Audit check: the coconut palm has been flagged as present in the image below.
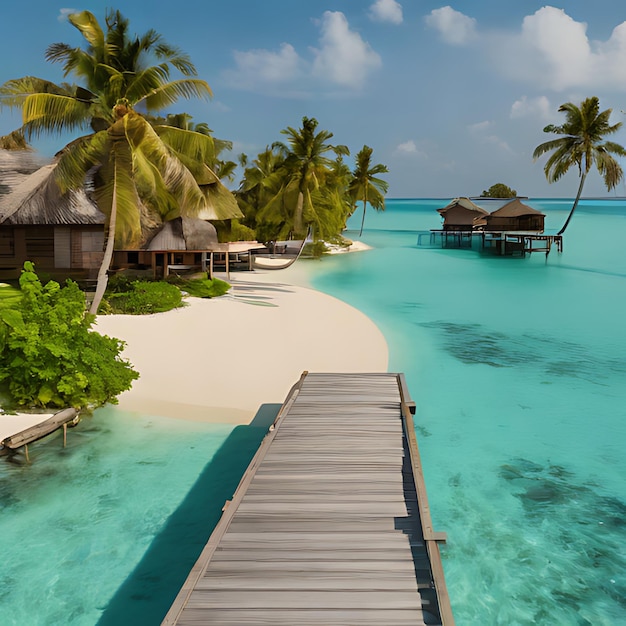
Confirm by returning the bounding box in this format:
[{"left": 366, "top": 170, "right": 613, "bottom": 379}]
[
  {"left": 261, "top": 117, "right": 349, "bottom": 238},
  {"left": 348, "top": 145, "right": 389, "bottom": 237},
  {"left": 0, "top": 9, "right": 225, "bottom": 314},
  {"left": 533, "top": 97, "right": 626, "bottom": 235}
]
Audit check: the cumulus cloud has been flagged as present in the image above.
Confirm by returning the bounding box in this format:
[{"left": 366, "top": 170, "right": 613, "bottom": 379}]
[
  {"left": 510, "top": 95, "right": 551, "bottom": 120},
  {"left": 312, "top": 11, "right": 382, "bottom": 88},
  {"left": 231, "top": 43, "right": 301, "bottom": 87},
  {"left": 446, "top": 5, "right": 626, "bottom": 91},
  {"left": 394, "top": 140, "right": 428, "bottom": 158},
  {"left": 369, "top": 0, "right": 403, "bottom": 25},
  {"left": 425, "top": 6, "right": 477, "bottom": 45}
]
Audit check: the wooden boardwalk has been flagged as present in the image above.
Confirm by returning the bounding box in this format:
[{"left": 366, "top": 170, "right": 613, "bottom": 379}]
[{"left": 163, "top": 372, "right": 454, "bottom": 626}]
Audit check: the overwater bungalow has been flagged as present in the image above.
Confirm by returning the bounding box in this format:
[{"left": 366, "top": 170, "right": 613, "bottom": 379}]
[
  {"left": 421, "top": 197, "right": 561, "bottom": 257},
  {"left": 437, "top": 197, "right": 488, "bottom": 231},
  {"left": 472, "top": 198, "right": 545, "bottom": 232}
]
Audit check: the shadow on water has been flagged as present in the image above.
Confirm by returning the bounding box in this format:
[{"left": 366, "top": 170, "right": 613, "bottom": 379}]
[{"left": 97, "top": 403, "right": 281, "bottom": 626}]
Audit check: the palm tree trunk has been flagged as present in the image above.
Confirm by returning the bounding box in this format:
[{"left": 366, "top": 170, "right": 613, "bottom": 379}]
[
  {"left": 358, "top": 188, "right": 369, "bottom": 237},
  {"left": 294, "top": 191, "right": 304, "bottom": 237},
  {"left": 557, "top": 171, "right": 587, "bottom": 236},
  {"left": 89, "top": 189, "right": 117, "bottom": 316}
]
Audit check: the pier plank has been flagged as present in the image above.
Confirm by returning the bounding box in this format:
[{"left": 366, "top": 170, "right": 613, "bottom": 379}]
[{"left": 162, "top": 372, "right": 453, "bottom": 626}]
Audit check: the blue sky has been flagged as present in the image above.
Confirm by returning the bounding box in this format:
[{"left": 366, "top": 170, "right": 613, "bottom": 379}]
[{"left": 2, "top": 1, "right": 626, "bottom": 197}]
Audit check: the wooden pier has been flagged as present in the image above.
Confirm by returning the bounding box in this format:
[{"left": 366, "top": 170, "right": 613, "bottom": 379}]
[
  {"left": 163, "top": 372, "right": 454, "bottom": 626},
  {"left": 0, "top": 407, "right": 79, "bottom": 461},
  {"left": 418, "top": 229, "right": 563, "bottom": 257}
]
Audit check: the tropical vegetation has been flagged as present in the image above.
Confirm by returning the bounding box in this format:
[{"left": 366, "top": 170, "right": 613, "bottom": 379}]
[
  {"left": 0, "top": 262, "right": 138, "bottom": 409},
  {"left": 533, "top": 96, "right": 626, "bottom": 235},
  {"left": 236, "top": 117, "right": 388, "bottom": 246},
  {"left": 0, "top": 9, "right": 237, "bottom": 314},
  {"left": 480, "top": 183, "right": 517, "bottom": 198},
  {"left": 348, "top": 145, "right": 389, "bottom": 237}
]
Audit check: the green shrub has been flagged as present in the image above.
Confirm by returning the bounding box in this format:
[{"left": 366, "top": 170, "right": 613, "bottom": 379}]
[
  {"left": 0, "top": 283, "right": 21, "bottom": 308},
  {"left": 105, "top": 280, "right": 183, "bottom": 314},
  {"left": 0, "top": 262, "right": 139, "bottom": 409},
  {"left": 175, "top": 276, "right": 231, "bottom": 298}
]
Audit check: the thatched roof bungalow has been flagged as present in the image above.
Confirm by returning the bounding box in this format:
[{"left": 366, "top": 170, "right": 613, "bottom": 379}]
[
  {"left": 437, "top": 197, "right": 489, "bottom": 231},
  {"left": 0, "top": 163, "right": 106, "bottom": 279},
  {"left": 0, "top": 157, "right": 247, "bottom": 280},
  {"left": 473, "top": 198, "right": 545, "bottom": 232}
]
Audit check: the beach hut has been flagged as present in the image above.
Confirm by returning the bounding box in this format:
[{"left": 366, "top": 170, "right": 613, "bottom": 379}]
[
  {"left": 0, "top": 154, "right": 248, "bottom": 280},
  {"left": 437, "top": 197, "right": 489, "bottom": 230},
  {"left": 474, "top": 198, "right": 545, "bottom": 232},
  {"left": 0, "top": 162, "right": 106, "bottom": 280}
]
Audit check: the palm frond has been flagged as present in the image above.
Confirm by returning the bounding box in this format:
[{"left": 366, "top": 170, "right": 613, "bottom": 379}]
[
  {"left": 54, "top": 131, "right": 109, "bottom": 191},
  {"left": 138, "top": 79, "right": 213, "bottom": 111},
  {"left": 68, "top": 11, "right": 106, "bottom": 50},
  {"left": 154, "top": 125, "right": 216, "bottom": 165},
  {"left": 123, "top": 113, "right": 205, "bottom": 215},
  {"left": 21, "top": 93, "right": 93, "bottom": 139}
]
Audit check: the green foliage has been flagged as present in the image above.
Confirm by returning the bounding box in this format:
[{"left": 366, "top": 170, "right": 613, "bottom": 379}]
[
  {"left": 0, "top": 262, "right": 138, "bottom": 409},
  {"left": 229, "top": 219, "right": 256, "bottom": 242},
  {"left": 172, "top": 276, "right": 231, "bottom": 298},
  {"left": 481, "top": 183, "right": 517, "bottom": 198},
  {"left": 104, "top": 279, "right": 183, "bottom": 314},
  {"left": 236, "top": 121, "right": 389, "bottom": 244},
  {"left": 0, "top": 283, "right": 22, "bottom": 308}
]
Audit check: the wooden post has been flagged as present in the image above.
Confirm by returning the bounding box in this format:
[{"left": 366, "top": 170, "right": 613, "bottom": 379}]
[
  {"left": 63, "top": 423, "right": 67, "bottom": 447},
  {"left": 24, "top": 444, "right": 29, "bottom": 463}
]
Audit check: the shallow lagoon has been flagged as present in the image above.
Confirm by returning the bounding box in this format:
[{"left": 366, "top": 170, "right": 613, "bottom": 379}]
[
  {"left": 312, "top": 199, "right": 626, "bottom": 624},
  {"left": 1, "top": 198, "right": 625, "bottom": 624}
]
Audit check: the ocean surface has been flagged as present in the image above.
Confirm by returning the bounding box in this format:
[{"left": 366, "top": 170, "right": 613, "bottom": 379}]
[{"left": 1, "top": 198, "right": 625, "bottom": 625}]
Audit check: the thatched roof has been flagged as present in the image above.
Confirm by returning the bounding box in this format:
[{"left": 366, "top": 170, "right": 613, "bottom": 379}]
[
  {"left": 487, "top": 198, "right": 544, "bottom": 217},
  {"left": 0, "top": 162, "right": 104, "bottom": 226},
  {"left": 437, "top": 197, "right": 489, "bottom": 216},
  {"left": 145, "top": 217, "right": 218, "bottom": 251}
]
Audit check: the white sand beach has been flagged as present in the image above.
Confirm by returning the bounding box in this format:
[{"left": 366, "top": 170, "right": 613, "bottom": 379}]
[{"left": 94, "top": 270, "right": 388, "bottom": 424}]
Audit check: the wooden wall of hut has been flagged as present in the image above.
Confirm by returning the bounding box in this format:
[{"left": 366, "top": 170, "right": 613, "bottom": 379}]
[{"left": 0, "top": 225, "right": 104, "bottom": 279}]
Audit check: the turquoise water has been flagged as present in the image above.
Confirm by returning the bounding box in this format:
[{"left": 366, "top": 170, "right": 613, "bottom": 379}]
[
  {"left": 1, "top": 198, "right": 625, "bottom": 624},
  {"left": 311, "top": 199, "right": 626, "bottom": 625},
  {"left": 0, "top": 406, "right": 278, "bottom": 625}
]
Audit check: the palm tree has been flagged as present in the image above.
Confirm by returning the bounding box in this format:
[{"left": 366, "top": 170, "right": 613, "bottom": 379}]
[
  {"left": 265, "top": 117, "right": 349, "bottom": 238},
  {"left": 348, "top": 145, "right": 389, "bottom": 237},
  {"left": 0, "top": 9, "right": 225, "bottom": 313},
  {"left": 533, "top": 97, "right": 626, "bottom": 235}
]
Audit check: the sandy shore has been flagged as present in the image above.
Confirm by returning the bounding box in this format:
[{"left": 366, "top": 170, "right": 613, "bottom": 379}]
[{"left": 94, "top": 269, "right": 388, "bottom": 424}]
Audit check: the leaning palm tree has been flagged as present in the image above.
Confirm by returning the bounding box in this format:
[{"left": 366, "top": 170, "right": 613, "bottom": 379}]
[
  {"left": 0, "top": 9, "right": 222, "bottom": 313},
  {"left": 348, "top": 145, "right": 389, "bottom": 237},
  {"left": 533, "top": 97, "right": 626, "bottom": 235}
]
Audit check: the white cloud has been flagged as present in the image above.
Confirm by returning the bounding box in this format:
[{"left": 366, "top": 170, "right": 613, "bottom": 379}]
[
  {"left": 312, "top": 11, "right": 382, "bottom": 89},
  {"left": 58, "top": 8, "right": 76, "bottom": 21},
  {"left": 394, "top": 140, "right": 428, "bottom": 158},
  {"left": 468, "top": 121, "right": 492, "bottom": 134},
  {"left": 425, "top": 6, "right": 477, "bottom": 45},
  {"left": 369, "top": 0, "right": 403, "bottom": 25},
  {"left": 231, "top": 43, "right": 301, "bottom": 87},
  {"left": 468, "top": 121, "right": 512, "bottom": 153},
  {"left": 487, "top": 7, "right": 626, "bottom": 91},
  {"left": 510, "top": 96, "right": 551, "bottom": 120},
  {"left": 396, "top": 140, "right": 417, "bottom": 153}
]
